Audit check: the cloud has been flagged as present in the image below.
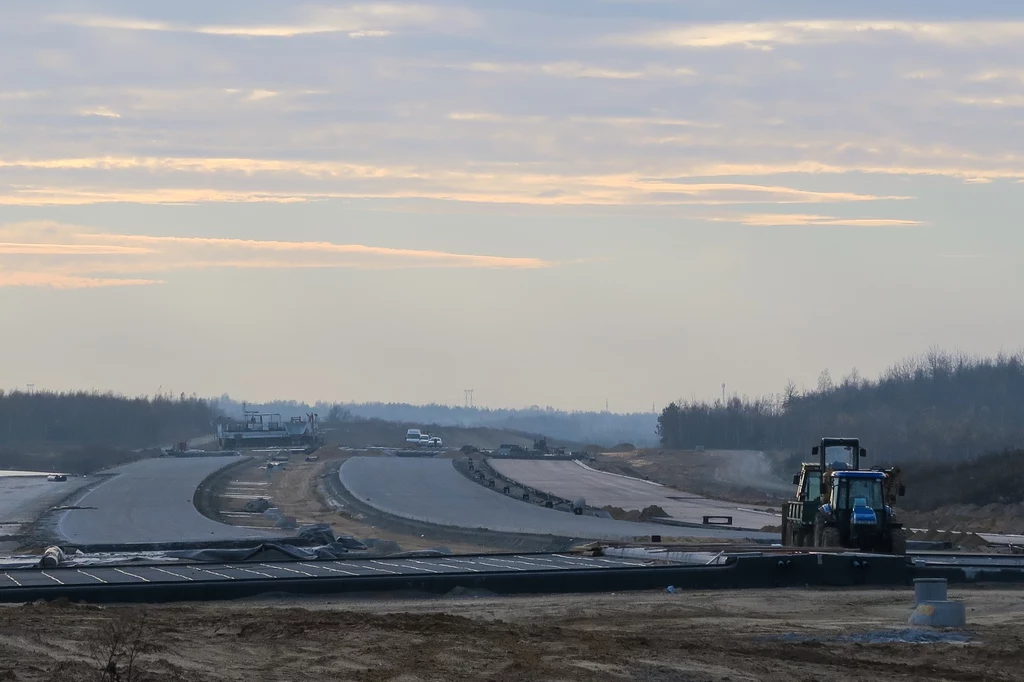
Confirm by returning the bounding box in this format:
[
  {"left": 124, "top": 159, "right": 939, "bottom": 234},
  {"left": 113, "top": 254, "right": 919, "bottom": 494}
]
[
  {"left": 0, "top": 181, "right": 903, "bottom": 208},
  {"left": 77, "top": 106, "right": 121, "bottom": 118},
  {"left": 464, "top": 61, "right": 695, "bottom": 81},
  {"left": 710, "top": 213, "right": 924, "bottom": 227},
  {"left": 568, "top": 115, "right": 715, "bottom": 128},
  {"left": 967, "top": 70, "right": 1024, "bottom": 83},
  {"left": 0, "top": 222, "right": 552, "bottom": 288},
  {"left": 0, "top": 272, "right": 162, "bottom": 289},
  {"left": 0, "top": 242, "right": 151, "bottom": 255},
  {"left": 954, "top": 95, "right": 1024, "bottom": 108},
  {"left": 245, "top": 90, "right": 280, "bottom": 102},
  {"left": 0, "top": 156, "right": 908, "bottom": 207},
  {"left": 903, "top": 69, "right": 943, "bottom": 80},
  {"left": 48, "top": 4, "right": 472, "bottom": 38},
  {"left": 52, "top": 15, "right": 173, "bottom": 32},
  {"left": 614, "top": 20, "right": 1024, "bottom": 50},
  {"left": 447, "top": 112, "right": 547, "bottom": 123}
]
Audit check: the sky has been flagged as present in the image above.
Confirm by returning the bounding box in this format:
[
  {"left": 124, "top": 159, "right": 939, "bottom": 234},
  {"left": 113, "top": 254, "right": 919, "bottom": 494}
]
[{"left": 2, "top": 1, "right": 1024, "bottom": 412}]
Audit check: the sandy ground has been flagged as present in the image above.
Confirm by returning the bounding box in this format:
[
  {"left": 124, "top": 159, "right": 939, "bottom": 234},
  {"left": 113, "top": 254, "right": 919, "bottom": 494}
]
[
  {"left": 212, "top": 448, "right": 499, "bottom": 554},
  {"left": 1, "top": 586, "right": 1019, "bottom": 681}
]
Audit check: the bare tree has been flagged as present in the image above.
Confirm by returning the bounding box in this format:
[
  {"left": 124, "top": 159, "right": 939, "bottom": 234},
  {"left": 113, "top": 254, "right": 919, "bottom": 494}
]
[{"left": 89, "top": 610, "right": 162, "bottom": 682}]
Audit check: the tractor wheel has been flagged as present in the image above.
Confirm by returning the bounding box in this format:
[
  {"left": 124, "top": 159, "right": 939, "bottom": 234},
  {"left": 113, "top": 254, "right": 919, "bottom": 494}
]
[
  {"left": 821, "top": 527, "right": 841, "bottom": 548},
  {"left": 890, "top": 528, "right": 907, "bottom": 555},
  {"left": 813, "top": 515, "right": 828, "bottom": 548},
  {"left": 795, "top": 529, "right": 809, "bottom": 547}
]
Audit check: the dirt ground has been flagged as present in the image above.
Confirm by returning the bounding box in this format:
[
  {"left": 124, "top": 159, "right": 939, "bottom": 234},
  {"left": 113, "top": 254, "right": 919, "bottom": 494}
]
[
  {"left": 211, "top": 448, "right": 500, "bottom": 554},
  {"left": 595, "top": 449, "right": 792, "bottom": 507},
  {"left": 1, "top": 586, "right": 1019, "bottom": 681},
  {"left": 899, "top": 504, "right": 1024, "bottom": 536}
]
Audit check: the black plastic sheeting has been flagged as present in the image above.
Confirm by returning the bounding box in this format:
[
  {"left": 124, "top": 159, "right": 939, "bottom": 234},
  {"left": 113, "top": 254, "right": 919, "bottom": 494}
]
[
  {"left": 167, "top": 525, "right": 370, "bottom": 562},
  {"left": 169, "top": 541, "right": 362, "bottom": 562}
]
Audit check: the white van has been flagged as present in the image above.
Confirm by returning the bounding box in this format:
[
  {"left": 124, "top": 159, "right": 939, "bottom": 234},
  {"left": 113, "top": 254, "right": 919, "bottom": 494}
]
[{"left": 406, "top": 429, "right": 422, "bottom": 444}]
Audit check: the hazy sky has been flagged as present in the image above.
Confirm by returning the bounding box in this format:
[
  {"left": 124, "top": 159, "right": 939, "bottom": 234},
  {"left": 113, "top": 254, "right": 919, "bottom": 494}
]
[{"left": 2, "top": 1, "right": 1024, "bottom": 412}]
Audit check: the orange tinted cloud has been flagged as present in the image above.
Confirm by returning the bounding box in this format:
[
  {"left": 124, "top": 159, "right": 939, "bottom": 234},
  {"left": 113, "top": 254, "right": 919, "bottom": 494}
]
[
  {"left": 0, "top": 222, "right": 552, "bottom": 288},
  {"left": 615, "top": 20, "right": 1024, "bottom": 50},
  {"left": 0, "top": 155, "right": 908, "bottom": 206},
  {"left": 715, "top": 214, "right": 924, "bottom": 227}
]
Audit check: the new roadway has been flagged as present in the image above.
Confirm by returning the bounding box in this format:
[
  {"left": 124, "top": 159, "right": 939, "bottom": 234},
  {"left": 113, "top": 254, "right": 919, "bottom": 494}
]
[
  {"left": 488, "top": 458, "right": 780, "bottom": 530},
  {"left": 52, "top": 456, "right": 285, "bottom": 546},
  {"left": 339, "top": 457, "right": 778, "bottom": 542}
]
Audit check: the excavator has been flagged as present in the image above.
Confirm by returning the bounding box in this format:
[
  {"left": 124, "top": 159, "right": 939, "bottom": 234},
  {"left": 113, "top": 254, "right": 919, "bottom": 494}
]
[{"left": 781, "top": 438, "right": 907, "bottom": 554}]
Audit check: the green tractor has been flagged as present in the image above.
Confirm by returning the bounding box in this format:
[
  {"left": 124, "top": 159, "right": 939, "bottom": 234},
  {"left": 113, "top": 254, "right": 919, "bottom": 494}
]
[{"left": 781, "top": 438, "right": 907, "bottom": 554}]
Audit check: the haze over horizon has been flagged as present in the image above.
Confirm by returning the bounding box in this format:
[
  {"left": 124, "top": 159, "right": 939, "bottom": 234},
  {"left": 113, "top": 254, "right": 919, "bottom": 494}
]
[{"left": 2, "top": 1, "right": 1024, "bottom": 412}]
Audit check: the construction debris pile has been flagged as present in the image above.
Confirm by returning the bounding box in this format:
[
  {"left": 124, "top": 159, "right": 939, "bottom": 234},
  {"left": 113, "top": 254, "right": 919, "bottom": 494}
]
[{"left": 601, "top": 504, "right": 670, "bottom": 522}]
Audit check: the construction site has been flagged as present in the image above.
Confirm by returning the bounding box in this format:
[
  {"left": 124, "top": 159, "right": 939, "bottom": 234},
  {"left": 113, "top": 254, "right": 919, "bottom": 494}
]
[{"left": 3, "top": 417, "right": 1024, "bottom": 681}]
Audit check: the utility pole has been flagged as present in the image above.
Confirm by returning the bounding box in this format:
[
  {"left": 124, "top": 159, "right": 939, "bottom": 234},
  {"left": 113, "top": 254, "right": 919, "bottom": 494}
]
[{"left": 721, "top": 383, "right": 726, "bottom": 405}]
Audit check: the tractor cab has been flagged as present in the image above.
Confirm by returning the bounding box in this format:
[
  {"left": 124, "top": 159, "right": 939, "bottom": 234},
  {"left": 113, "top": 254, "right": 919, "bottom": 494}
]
[
  {"left": 792, "top": 464, "right": 821, "bottom": 501},
  {"left": 814, "top": 437, "right": 865, "bottom": 472},
  {"left": 818, "top": 470, "right": 903, "bottom": 552}
]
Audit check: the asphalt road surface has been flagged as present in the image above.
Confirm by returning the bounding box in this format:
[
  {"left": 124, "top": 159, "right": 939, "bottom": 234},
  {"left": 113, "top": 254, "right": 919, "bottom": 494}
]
[
  {"left": 340, "top": 457, "right": 777, "bottom": 541},
  {"left": 0, "top": 474, "right": 92, "bottom": 541},
  {"left": 489, "top": 459, "right": 780, "bottom": 530},
  {"left": 54, "top": 456, "right": 285, "bottom": 545}
]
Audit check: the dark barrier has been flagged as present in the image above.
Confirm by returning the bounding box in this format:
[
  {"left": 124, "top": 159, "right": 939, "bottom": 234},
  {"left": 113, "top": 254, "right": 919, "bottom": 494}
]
[
  {"left": 914, "top": 565, "right": 1024, "bottom": 585},
  {"left": 0, "top": 553, "right": 922, "bottom": 605}
]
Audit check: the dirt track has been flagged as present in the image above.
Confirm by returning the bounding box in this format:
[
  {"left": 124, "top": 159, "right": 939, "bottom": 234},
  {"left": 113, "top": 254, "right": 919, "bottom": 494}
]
[{"left": 2, "top": 586, "right": 1019, "bottom": 681}]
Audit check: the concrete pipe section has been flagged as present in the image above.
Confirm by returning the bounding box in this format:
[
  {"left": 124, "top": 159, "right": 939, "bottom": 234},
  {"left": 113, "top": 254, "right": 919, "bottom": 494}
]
[
  {"left": 53, "top": 456, "right": 285, "bottom": 545},
  {"left": 340, "top": 457, "right": 778, "bottom": 541},
  {"left": 488, "top": 459, "right": 780, "bottom": 530}
]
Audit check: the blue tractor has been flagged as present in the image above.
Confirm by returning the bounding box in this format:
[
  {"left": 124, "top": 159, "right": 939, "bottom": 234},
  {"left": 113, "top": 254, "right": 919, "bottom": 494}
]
[{"left": 782, "top": 438, "right": 907, "bottom": 554}]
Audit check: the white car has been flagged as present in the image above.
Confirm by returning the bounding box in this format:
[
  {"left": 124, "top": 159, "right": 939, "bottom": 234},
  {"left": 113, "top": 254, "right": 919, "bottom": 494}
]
[{"left": 428, "top": 436, "right": 443, "bottom": 447}]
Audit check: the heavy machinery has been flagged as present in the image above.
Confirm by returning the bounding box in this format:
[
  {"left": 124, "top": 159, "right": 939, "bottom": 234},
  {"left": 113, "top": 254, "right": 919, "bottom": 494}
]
[{"left": 781, "top": 438, "right": 907, "bottom": 554}]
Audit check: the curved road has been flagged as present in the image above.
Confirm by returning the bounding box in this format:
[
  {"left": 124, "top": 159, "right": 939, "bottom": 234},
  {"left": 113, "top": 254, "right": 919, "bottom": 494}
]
[
  {"left": 489, "top": 459, "right": 780, "bottom": 530},
  {"left": 55, "top": 456, "right": 285, "bottom": 545},
  {"left": 340, "top": 457, "right": 777, "bottom": 541}
]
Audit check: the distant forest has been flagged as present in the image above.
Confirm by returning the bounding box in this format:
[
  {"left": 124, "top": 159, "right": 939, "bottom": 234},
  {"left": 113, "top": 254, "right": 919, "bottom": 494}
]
[
  {"left": 0, "top": 390, "right": 216, "bottom": 450},
  {"left": 657, "top": 350, "right": 1024, "bottom": 463},
  {"left": 215, "top": 397, "right": 659, "bottom": 447},
  {"left": 8, "top": 348, "right": 1024, "bottom": 462}
]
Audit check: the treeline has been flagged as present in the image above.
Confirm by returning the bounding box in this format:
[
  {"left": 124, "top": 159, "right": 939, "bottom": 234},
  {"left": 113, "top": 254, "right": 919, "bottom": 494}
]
[
  {"left": 0, "top": 390, "right": 217, "bottom": 450},
  {"left": 657, "top": 350, "right": 1024, "bottom": 463},
  {"left": 215, "top": 396, "right": 659, "bottom": 446}
]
